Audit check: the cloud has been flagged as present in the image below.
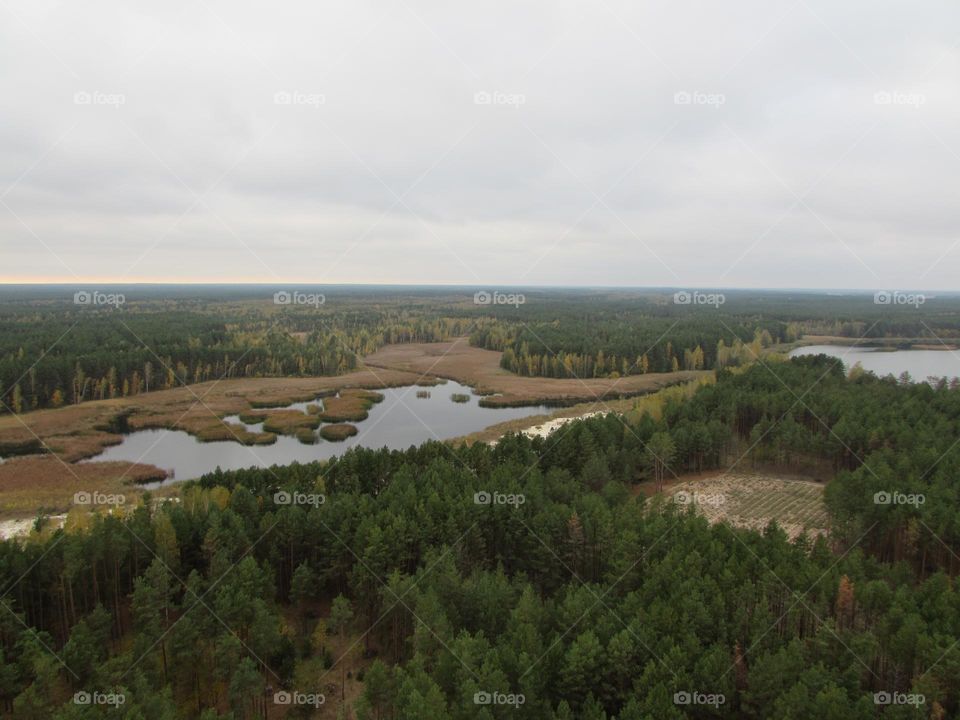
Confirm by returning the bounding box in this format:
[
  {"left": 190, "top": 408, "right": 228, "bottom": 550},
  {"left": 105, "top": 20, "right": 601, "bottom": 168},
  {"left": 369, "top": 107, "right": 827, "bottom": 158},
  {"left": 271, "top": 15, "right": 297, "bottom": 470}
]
[{"left": 1, "top": 0, "right": 959, "bottom": 288}]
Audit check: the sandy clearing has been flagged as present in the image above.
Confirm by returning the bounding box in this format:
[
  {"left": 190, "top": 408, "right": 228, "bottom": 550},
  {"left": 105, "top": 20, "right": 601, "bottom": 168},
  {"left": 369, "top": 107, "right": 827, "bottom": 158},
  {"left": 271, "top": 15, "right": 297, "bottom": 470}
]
[
  {"left": 521, "top": 411, "right": 605, "bottom": 439},
  {"left": 666, "top": 472, "right": 828, "bottom": 540},
  {"left": 0, "top": 514, "right": 66, "bottom": 540}
]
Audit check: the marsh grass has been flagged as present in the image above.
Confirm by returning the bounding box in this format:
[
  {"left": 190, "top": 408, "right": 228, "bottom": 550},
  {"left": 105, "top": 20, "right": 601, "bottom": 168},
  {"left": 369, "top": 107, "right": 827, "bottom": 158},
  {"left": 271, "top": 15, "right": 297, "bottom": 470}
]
[
  {"left": 320, "top": 423, "right": 358, "bottom": 441},
  {"left": 318, "top": 389, "right": 384, "bottom": 421},
  {"left": 295, "top": 428, "right": 318, "bottom": 444},
  {"left": 194, "top": 423, "right": 277, "bottom": 445}
]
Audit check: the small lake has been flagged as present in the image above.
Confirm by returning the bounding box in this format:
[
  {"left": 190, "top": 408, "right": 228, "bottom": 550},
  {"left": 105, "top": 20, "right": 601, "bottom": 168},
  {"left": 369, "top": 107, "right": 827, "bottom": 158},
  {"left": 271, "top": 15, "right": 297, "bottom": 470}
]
[
  {"left": 82, "top": 381, "right": 547, "bottom": 484},
  {"left": 789, "top": 345, "right": 960, "bottom": 381}
]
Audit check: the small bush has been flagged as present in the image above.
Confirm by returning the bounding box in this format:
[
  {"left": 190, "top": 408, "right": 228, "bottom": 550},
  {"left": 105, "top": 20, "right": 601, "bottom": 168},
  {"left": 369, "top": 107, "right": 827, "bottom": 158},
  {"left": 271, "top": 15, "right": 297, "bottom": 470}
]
[{"left": 295, "top": 428, "right": 318, "bottom": 444}]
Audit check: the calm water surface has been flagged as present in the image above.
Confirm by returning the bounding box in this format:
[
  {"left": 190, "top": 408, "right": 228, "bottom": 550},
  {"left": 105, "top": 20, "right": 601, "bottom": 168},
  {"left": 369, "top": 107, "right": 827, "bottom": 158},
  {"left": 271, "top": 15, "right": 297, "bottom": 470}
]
[
  {"left": 789, "top": 345, "right": 960, "bottom": 381},
  {"left": 82, "top": 381, "right": 547, "bottom": 483}
]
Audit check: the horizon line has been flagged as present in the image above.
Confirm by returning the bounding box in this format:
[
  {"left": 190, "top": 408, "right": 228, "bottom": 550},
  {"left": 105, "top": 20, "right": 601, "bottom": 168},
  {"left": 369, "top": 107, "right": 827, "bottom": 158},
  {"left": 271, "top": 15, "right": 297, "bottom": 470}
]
[{"left": 0, "top": 281, "right": 956, "bottom": 294}]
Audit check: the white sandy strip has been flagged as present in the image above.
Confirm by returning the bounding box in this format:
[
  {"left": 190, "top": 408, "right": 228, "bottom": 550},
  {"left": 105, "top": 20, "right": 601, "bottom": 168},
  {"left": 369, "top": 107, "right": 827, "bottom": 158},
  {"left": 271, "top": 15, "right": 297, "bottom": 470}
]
[
  {"left": 0, "top": 514, "right": 67, "bottom": 541},
  {"left": 521, "top": 411, "right": 605, "bottom": 440}
]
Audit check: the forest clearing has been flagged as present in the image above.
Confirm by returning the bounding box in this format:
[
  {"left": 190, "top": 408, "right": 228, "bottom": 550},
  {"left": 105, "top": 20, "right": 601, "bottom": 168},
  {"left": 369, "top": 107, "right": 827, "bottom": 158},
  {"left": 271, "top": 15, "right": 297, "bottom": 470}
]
[{"left": 667, "top": 472, "right": 829, "bottom": 540}]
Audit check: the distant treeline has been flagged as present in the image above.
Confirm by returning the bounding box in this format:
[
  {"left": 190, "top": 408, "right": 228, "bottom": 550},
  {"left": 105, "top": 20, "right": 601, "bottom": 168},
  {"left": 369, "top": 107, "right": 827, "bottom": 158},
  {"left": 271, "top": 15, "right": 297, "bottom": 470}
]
[
  {"left": 468, "top": 290, "right": 960, "bottom": 379},
  {"left": 6, "top": 287, "right": 960, "bottom": 414},
  {"left": 0, "top": 302, "right": 475, "bottom": 413},
  {"left": 472, "top": 318, "right": 780, "bottom": 376}
]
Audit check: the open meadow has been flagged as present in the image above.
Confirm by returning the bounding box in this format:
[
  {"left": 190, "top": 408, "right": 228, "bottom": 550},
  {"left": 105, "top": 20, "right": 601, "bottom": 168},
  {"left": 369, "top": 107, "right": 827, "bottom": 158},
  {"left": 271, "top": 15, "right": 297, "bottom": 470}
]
[{"left": 365, "top": 338, "right": 707, "bottom": 407}]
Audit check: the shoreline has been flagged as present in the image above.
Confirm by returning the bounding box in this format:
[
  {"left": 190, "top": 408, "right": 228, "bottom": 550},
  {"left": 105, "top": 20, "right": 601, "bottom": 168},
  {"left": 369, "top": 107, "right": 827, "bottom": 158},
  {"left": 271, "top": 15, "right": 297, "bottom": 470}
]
[{"left": 789, "top": 335, "right": 960, "bottom": 351}]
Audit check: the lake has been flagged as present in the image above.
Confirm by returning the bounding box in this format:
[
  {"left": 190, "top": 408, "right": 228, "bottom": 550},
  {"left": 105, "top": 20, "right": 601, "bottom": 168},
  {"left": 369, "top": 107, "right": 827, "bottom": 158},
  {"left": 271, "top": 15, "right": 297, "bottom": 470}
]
[
  {"left": 789, "top": 345, "right": 960, "bottom": 381},
  {"left": 82, "top": 381, "right": 547, "bottom": 483}
]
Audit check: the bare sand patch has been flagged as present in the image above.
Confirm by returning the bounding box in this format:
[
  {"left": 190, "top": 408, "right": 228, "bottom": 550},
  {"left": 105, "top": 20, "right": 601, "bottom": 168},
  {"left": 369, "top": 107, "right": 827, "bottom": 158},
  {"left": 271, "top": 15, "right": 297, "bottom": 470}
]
[
  {"left": 521, "top": 411, "right": 605, "bottom": 439},
  {"left": 666, "top": 472, "right": 829, "bottom": 540}
]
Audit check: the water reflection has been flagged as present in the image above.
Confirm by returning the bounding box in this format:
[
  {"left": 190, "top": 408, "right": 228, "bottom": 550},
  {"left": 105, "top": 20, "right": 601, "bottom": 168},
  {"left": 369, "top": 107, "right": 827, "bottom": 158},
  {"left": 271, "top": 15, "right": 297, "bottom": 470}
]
[{"left": 81, "top": 381, "right": 547, "bottom": 483}]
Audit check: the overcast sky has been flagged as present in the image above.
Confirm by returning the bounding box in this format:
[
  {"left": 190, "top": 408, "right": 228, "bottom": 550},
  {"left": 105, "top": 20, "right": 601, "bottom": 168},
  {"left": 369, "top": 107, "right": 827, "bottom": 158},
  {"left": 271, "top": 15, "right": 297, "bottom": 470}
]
[{"left": 1, "top": 0, "right": 958, "bottom": 289}]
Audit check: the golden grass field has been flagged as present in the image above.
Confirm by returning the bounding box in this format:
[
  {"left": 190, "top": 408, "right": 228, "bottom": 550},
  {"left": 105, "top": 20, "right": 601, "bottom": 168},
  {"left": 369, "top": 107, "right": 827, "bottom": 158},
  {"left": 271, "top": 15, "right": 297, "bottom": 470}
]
[
  {"left": 0, "top": 457, "right": 170, "bottom": 518},
  {"left": 365, "top": 338, "right": 708, "bottom": 407}
]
